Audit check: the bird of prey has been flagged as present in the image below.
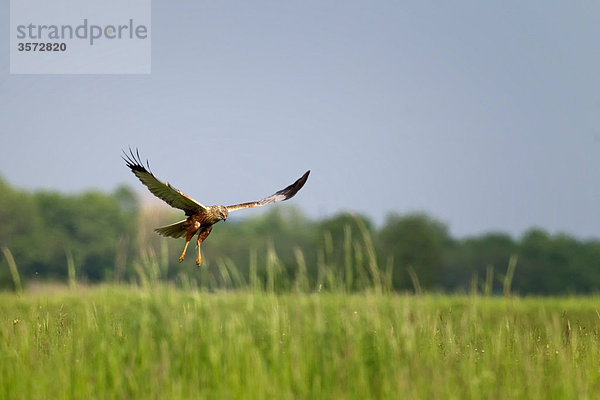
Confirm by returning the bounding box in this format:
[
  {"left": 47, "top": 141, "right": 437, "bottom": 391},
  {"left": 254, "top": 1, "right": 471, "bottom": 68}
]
[{"left": 123, "top": 149, "right": 310, "bottom": 266}]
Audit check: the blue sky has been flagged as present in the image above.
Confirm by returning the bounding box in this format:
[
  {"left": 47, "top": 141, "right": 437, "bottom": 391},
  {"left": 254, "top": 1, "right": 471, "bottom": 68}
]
[{"left": 1, "top": 2, "right": 599, "bottom": 238}]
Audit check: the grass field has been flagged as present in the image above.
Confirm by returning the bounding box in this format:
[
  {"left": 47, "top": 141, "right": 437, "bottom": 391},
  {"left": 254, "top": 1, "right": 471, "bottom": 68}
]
[{"left": 1, "top": 285, "right": 600, "bottom": 399}]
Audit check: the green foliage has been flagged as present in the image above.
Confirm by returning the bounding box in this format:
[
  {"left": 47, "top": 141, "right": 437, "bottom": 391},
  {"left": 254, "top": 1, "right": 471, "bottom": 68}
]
[
  {"left": 0, "top": 178, "right": 138, "bottom": 286},
  {"left": 443, "top": 232, "right": 517, "bottom": 293},
  {"left": 1, "top": 175, "right": 600, "bottom": 294},
  {"left": 516, "top": 229, "right": 600, "bottom": 294},
  {"left": 378, "top": 213, "right": 451, "bottom": 290},
  {"left": 2, "top": 287, "right": 600, "bottom": 399},
  {"left": 0, "top": 177, "right": 44, "bottom": 286}
]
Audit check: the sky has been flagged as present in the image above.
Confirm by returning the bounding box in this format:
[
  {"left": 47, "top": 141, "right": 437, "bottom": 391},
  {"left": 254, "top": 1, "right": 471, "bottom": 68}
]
[{"left": 1, "top": 2, "right": 599, "bottom": 239}]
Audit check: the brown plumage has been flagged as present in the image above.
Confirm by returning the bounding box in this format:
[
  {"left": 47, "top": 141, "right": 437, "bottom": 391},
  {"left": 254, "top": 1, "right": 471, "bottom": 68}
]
[{"left": 123, "top": 148, "right": 310, "bottom": 266}]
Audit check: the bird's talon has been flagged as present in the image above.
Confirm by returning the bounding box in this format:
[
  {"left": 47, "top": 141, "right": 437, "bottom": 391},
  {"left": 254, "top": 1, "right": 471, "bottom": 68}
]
[
  {"left": 195, "top": 258, "right": 202, "bottom": 267},
  {"left": 179, "top": 255, "right": 185, "bottom": 263}
]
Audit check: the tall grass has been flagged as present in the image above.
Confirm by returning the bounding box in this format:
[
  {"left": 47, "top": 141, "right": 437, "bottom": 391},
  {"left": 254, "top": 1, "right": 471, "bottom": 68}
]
[
  {"left": 1, "top": 286, "right": 600, "bottom": 399},
  {"left": 503, "top": 254, "right": 518, "bottom": 296},
  {"left": 65, "top": 248, "right": 76, "bottom": 290},
  {"left": 1, "top": 247, "right": 22, "bottom": 295}
]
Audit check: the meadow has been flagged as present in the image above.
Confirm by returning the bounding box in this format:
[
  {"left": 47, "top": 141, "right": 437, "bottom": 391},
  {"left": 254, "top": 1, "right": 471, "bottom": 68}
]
[{"left": 2, "top": 285, "right": 600, "bottom": 399}]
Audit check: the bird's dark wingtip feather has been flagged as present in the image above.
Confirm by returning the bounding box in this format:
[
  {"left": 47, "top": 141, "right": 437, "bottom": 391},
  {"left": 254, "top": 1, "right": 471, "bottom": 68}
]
[
  {"left": 276, "top": 170, "right": 310, "bottom": 201},
  {"left": 122, "top": 147, "right": 152, "bottom": 174},
  {"left": 295, "top": 170, "right": 310, "bottom": 191}
]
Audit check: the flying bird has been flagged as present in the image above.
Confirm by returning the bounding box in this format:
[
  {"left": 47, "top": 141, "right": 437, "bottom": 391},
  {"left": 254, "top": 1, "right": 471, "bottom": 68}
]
[{"left": 123, "top": 149, "right": 310, "bottom": 266}]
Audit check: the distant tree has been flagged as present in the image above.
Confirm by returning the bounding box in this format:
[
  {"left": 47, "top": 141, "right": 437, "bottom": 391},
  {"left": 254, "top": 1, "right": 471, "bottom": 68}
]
[
  {"left": 378, "top": 213, "right": 451, "bottom": 290},
  {"left": 0, "top": 176, "right": 44, "bottom": 288},
  {"left": 516, "top": 229, "right": 600, "bottom": 294},
  {"left": 31, "top": 189, "right": 139, "bottom": 282},
  {"left": 576, "top": 241, "right": 600, "bottom": 293},
  {"left": 442, "top": 232, "right": 517, "bottom": 292},
  {"left": 0, "top": 178, "right": 139, "bottom": 286}
]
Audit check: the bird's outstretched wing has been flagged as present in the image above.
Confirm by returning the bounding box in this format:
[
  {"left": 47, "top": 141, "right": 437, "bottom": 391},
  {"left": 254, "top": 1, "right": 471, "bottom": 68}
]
[
  {"left": 226, "top": 170, "right": 310, "bottom": 212},
  {"left": 123, "top": 148, "right": 207, "bottom": 215}
]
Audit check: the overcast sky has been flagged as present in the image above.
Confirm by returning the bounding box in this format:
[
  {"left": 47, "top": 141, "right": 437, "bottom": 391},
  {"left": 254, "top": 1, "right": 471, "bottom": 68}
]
[{"left": 1, "top": 2, "right": 599, "bottom": 239}]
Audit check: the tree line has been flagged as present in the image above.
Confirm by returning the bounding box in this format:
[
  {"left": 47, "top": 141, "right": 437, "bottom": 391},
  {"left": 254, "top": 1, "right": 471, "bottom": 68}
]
[{"left": 1, "top": 175, "right": 599, "bottom": 294}]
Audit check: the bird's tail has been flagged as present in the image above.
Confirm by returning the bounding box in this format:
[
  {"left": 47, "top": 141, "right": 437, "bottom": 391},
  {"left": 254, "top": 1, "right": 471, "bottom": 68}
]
[{"left": 154, "top": 220, "right": 187, "bottom": 238}]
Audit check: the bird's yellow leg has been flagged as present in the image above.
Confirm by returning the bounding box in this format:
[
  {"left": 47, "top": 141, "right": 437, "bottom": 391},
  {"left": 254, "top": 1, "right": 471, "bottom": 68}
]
[
  {"left": 195, "top": 227, "right": 213, "bottom": 267},
  {"left": 196, "top": 244, "right": 202, "bottom": 267},
  {"left": 179, "top": 239, "right": 191, "bottom": 262}
]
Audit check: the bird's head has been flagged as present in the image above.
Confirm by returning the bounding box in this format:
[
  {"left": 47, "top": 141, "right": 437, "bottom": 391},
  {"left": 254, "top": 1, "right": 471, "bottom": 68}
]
[{"left": 216, "top": 205, "right": 228, "bottom": 221}]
